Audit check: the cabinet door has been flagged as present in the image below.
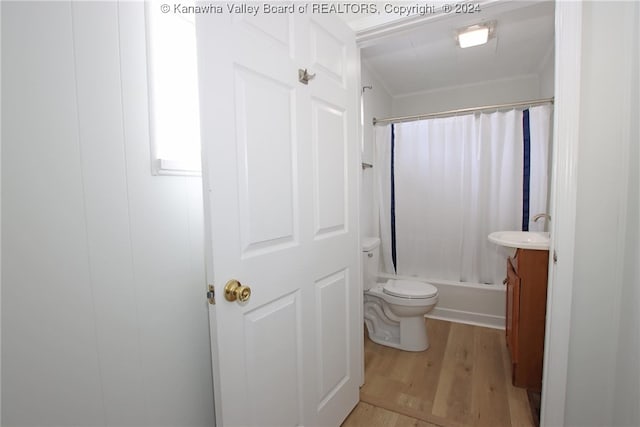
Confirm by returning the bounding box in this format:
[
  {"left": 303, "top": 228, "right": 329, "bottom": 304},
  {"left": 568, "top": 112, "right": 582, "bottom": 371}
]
[{"left": 506, "top": 259, "right": 521, "bottom": 364}]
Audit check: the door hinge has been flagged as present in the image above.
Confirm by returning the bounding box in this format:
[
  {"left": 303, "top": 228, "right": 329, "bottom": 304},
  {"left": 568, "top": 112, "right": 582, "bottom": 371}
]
[{"left": 207, "top": 285, "right": 216, "bottom": 305}]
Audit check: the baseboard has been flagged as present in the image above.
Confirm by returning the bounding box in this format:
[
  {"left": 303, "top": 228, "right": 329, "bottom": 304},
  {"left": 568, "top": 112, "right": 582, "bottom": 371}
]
[{"left": 427, "top": 307, "right": 505, "bottom": 330}]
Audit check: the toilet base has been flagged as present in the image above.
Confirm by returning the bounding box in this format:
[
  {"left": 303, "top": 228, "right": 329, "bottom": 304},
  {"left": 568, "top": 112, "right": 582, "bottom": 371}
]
[
  {"left": 367, "top": 326, "right": 430, "bottom": 352},
  {"left": 400, "top": 316, "right": 429, "bottom": 351},
  {"left": 364, "top": 292, "right": 431, "bottom": 352}
]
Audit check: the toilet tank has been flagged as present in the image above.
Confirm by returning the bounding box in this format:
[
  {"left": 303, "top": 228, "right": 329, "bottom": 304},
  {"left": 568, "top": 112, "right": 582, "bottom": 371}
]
[{"left": 361, "top": 237, "right": 381, "bottom": 290}]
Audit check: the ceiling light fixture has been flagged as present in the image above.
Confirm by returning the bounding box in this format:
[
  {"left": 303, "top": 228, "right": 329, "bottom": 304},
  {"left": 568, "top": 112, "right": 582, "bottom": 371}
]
[{"left": 457, "top": 23, "right": 495, "bottom": 48}]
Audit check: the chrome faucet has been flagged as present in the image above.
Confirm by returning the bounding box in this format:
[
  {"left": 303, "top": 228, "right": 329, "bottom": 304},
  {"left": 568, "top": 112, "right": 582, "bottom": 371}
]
[{"left": 532, "top": 213, "right": 551, "bottom": 223}]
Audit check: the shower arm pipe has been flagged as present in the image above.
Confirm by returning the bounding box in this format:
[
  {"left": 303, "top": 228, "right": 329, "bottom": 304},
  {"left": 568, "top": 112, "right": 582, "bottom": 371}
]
[{"left": 372, "top": 97, "right": 554, "bottom": 126}]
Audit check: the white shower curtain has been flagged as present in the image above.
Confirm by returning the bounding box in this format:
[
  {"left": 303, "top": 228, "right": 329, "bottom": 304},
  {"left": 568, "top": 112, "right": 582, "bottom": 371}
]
[
  {"left": 376, "top": 105, "right": 552, "bottom": 284},
  {"left": 528, "top": 106, "right": 552, "bottom": 233},
  {"left": 374, "top": 124, "right": 395, "bottom": 274}
]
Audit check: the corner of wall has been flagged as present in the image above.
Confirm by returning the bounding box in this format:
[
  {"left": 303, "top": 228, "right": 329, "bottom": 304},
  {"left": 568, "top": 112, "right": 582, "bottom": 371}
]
[
  {"left": 538, "top": 43, "right": 555, "bottom": 98},
  {"left": 360, "top": 62, "right": 392, "bottom": 239}
]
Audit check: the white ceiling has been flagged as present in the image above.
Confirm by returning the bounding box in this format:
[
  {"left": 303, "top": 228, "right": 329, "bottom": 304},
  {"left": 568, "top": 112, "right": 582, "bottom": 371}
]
[{"left": 358, "top": 1, "right": 555, "bottom": 96}]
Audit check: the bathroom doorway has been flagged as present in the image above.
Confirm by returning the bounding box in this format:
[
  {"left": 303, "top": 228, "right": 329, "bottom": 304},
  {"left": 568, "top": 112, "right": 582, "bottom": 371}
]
[{"left": 352, "top": 2, "right": 556, "bottom": 425}]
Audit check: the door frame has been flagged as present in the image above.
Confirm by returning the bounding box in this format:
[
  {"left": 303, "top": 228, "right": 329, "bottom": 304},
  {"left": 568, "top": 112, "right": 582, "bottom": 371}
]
[
  {"left": 351, "top": 2, "right": 582, "bottom": 424},
  {"left": 538, "top": 2, "right": 582, "bottom": 425}
]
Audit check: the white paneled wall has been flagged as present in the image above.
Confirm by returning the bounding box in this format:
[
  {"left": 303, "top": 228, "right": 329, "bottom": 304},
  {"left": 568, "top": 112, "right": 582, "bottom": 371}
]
[{"left": 1, "top": 2, "right": 214, "bottom": 426}]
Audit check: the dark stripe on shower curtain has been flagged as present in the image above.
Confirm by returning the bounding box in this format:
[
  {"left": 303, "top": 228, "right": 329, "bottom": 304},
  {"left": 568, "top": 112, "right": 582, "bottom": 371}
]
[
  {"left": 390, "top": 124, "right": 397, "bottom": 272},
  {"left": 522, "top": 109, "right": 531, "bottom": 231}
]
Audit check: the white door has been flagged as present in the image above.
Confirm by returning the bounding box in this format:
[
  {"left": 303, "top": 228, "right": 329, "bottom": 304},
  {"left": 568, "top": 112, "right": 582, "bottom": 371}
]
[{"left": 196, "top": 10, "right": 361, "bottom": 427}]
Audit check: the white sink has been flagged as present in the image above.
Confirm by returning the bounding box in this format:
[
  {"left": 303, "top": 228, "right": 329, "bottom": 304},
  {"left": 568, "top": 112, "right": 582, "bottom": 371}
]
[{"left": 488, "top": 231, "right": 550, "bottom": 250}]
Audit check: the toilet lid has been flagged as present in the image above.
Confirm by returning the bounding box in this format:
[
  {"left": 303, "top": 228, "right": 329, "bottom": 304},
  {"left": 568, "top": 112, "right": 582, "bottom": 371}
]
[{"left": 383, "top": 280, "right": 438, "bottom": 299}]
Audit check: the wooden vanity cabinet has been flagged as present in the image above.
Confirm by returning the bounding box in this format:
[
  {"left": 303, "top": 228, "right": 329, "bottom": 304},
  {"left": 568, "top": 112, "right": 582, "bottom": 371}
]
[{"left": 505, "top": 248, "right": 549, "bottom": 391}]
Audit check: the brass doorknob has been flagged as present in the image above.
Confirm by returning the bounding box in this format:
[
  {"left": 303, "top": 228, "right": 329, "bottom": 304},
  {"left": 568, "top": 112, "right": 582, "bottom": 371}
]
[{"left": 224, "top": 279, "right": 251, "bottom": 303}]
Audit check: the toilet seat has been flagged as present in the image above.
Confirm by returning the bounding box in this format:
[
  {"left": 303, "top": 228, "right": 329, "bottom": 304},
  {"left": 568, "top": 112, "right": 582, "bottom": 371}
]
[{"left": 383, "top": 279, "right": 438, "bottom": 299}]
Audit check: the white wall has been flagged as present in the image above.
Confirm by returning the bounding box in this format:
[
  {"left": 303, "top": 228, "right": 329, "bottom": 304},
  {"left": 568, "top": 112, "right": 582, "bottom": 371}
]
[
  {"left": 1, "top": 2, "right": 214, "bottom": 426},
  {"left": 612, "top": 5, "right": 640, "bottom": 425},
  {"left": 0, "top": 1, "right": 3, "bottom": 422},
  {"left": 564, "top": 2, "right": 640, "bottom": 426},
  {"left": 360, "top": 63, "right": 392, "bottom": 239},
  {"left": 391, "top": 74, "right": 541, "bottom": 117},
  {"left": 613, "top": 11, "right": 640, "bottom": 421},
  {"left": 539, "top": 46, "right": 555, "bottom": 99}
]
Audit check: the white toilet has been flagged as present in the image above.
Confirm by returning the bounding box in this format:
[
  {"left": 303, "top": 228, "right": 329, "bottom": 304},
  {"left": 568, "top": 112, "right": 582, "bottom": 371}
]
[{"left": 362, "top": 237, "right": 438, "bottom": 352}]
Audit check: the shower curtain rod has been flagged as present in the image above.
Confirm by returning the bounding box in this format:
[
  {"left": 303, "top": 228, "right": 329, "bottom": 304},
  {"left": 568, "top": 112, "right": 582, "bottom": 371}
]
[{"left": 372, "top": 97, "right": 554, "bottom": 126}]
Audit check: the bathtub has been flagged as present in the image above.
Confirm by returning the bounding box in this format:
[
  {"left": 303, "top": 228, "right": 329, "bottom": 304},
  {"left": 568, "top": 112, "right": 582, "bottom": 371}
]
[{"left": 377, "top": 273, "right": 506, "bottom": 330}]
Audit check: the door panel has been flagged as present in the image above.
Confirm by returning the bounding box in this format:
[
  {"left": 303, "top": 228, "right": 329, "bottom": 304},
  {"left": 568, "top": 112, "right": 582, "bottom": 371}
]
[
  {"left": 310, "top": 21, "right": 346, "bottom": 85},
  {"left": 234, "top": 67, "right": 298, "bottom": 254},
  {"left": 315, "top": 269, "right": 350, "bottom": 408},
  {"left": 244, "top": 292, "right": 302, "bottom": 425},
  {"left": 196, "top": 11, "right": 359, "bottom": 427},
  {"left": 235, "top": 14, "right": 293, "bottom": 53},
  {"left": 312, "top": 99, "right": 347, "bottom": 237},
  {"left": 305, "top": 15, "right": 360, "bottom": 426}
]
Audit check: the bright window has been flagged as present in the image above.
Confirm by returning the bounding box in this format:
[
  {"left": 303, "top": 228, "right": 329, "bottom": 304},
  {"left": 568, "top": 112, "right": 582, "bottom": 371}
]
[{"left": 145, "top": 2, "right": 201, "bottom": 175}]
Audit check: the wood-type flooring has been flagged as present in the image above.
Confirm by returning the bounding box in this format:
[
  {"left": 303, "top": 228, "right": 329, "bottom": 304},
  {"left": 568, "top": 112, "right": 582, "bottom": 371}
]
[{"left": 342, "top": 319, "right": 535, "bottom": 427}]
